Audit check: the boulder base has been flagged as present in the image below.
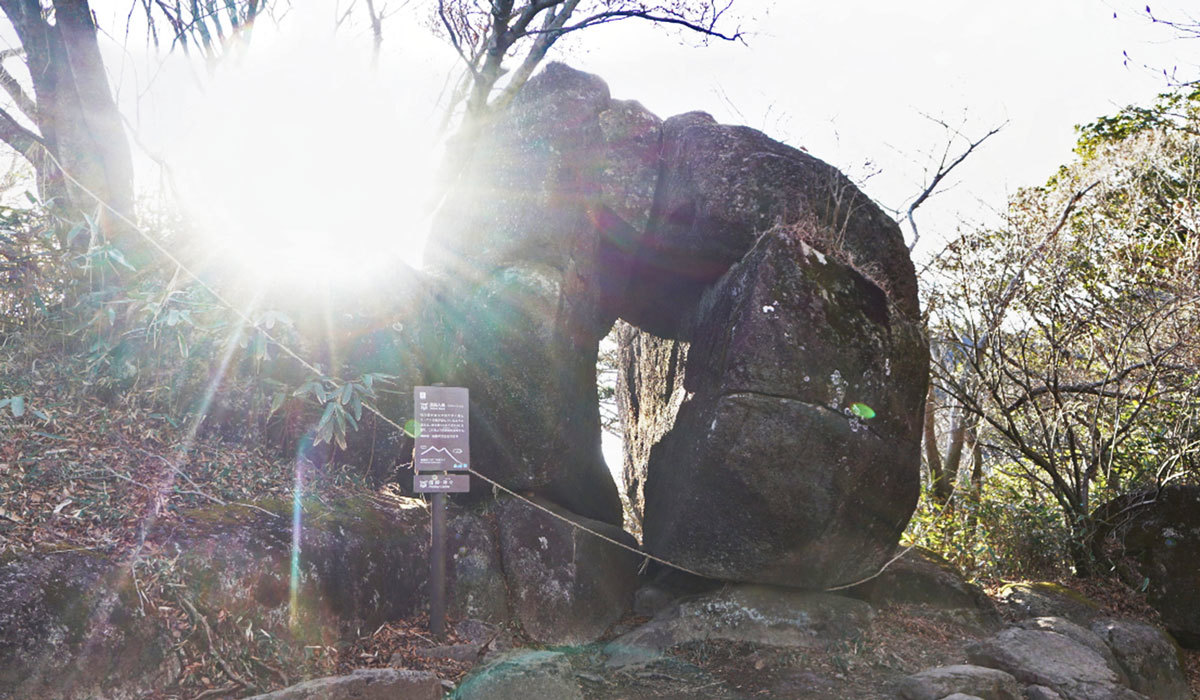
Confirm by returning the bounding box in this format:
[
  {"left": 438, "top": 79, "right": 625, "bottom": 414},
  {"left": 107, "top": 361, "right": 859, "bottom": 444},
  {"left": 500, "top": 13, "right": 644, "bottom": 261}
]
[
  {"left": 496, "top": 496, "right": 639, "bottom": 645},
  {"left": 605, "top": 585, "right": 874, "bottom": 668},
  {"left": 0, "top": 552, "right": 173, "bottom": 700}
]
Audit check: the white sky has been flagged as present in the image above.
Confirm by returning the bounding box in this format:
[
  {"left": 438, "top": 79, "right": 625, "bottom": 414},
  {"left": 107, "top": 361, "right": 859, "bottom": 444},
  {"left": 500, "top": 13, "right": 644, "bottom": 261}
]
[{"left": 88, "top": 0, "right": 1198, "bottom": 278}]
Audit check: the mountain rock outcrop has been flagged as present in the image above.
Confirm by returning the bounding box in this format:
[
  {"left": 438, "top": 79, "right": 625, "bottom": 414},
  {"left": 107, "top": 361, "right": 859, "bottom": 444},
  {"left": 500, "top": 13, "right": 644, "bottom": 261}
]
[{"left": 425, "top": 62, "right": 927, "bottom": 585}]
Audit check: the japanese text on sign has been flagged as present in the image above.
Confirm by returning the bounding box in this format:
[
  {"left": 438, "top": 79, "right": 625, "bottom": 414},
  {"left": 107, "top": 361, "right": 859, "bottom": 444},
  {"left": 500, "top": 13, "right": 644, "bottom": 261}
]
[{"left": 413, "top": 386, "right": 470, "bottom": 473}]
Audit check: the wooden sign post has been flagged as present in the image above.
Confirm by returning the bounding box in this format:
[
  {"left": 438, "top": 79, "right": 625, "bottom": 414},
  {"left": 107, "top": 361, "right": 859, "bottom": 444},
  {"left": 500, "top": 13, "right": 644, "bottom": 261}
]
[{"left": 412, "top": 386, "right": 470, "bottom": 640}]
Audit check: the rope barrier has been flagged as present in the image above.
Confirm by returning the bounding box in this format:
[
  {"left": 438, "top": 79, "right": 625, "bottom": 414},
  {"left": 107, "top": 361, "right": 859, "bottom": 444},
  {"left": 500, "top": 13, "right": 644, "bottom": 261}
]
[{"left": 40, "top": 146, "right": 948, "bottom": 592}]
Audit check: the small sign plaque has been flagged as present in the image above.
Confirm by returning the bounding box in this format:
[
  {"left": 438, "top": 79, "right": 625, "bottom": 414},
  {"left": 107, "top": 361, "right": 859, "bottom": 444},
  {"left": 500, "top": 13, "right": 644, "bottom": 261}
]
[
  {"left": 413, "top": 386, "right": 470, "bottom": 472},
  {"left": 414, "top": 473, "right": 471, "bottom": 493}
]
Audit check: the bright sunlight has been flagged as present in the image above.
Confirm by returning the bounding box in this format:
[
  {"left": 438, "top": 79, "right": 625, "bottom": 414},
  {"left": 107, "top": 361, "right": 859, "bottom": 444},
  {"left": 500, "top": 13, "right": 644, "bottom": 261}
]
[{"left": 154, "top": 16, "right": 445, "bottom": 288}]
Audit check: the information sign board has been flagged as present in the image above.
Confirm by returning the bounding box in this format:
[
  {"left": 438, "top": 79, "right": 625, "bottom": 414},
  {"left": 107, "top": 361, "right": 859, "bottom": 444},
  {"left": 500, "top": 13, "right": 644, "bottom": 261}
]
[{"left": 413, "top": 386, "right": 470, "bottom": 472}]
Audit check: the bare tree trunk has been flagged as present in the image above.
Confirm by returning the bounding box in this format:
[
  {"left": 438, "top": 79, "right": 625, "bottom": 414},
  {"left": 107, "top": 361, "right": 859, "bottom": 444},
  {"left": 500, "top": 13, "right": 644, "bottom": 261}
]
[
  {"left": 969, "top": 425, "right": 983, "bottom": 502},
  {"left": 924, "top": 386, "right": 968, "bottom": 505},
  {"left": 1068, "top": 512, "right": 1097, "bottom": 578},
  {"left": 0, "top": 0, "right": 137, "bottom": 262},
  {"left": 924, "top": 386, "right": 947, "bottom": 500}
]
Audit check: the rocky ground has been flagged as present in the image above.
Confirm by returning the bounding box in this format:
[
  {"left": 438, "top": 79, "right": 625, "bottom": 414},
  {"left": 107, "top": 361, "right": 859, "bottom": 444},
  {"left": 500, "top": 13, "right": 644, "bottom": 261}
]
[
  {"left": 2, "top": 371, "right": 1197, "bottom": 700},
  {"left": 238, "top": 575, "right": 1200, "bottom": 700},
  {"left": 433, "top": 577, "right": 1199, "bottom": 700}
]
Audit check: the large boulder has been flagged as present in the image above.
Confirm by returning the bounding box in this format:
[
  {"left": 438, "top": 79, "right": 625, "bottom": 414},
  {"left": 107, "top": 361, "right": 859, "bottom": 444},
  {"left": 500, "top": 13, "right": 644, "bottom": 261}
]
[
  {"left": 428, "top": 61, "right": 926, "bottom": 584},
  {"left": 1094, "top": 484, "right": 1200, "bottom": 647},
  {"left": 623, "top": 111, "right": 919, "bottom": 336},
  {"left": 426, "top": 64, "right": 642, "bottom": 526},
  {"left": 641, "top": 229, "right": 926, "bottom": 587},
  {"left": 447, "top": 263, "right": 620, "bottom": 524}
]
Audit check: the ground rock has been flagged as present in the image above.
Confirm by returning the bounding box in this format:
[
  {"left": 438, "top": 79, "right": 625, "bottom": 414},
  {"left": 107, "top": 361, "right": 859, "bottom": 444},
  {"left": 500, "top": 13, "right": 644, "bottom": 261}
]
[
  {"left": 848, "top": 547, "right": 997, "bottom": 615},
  {"left": 0, "top": 499, "right": 508, "bottom": 699},
  {"left": 966, "top": 627, "right": 1144, "bottom": 700},
  {"left": 496, "top": 495, "right": 639, "bottom": 645},
  {"left": 641, "top": 228, "right": 927, "bottom": 587},
  {"left": 1016, "top": 617, "right": 1123, "bottom": 680},
  {"left": 632, "top": 582, "right": 678, "bottom": 618},
  {"left": 1089, "top": 618, "right": 1190, "bottom": 700},
  {"left": 412, "top": 644, "right": 483, "bottom": 663},
  {"left": 896, "top": 664, "right": 1022, "bottom": 700},
  {"left": 996, "top": 582, "right": 1103, "bottom": 625},
  {"left": 0, "top": 551, "right": 173, "bottom": 700},
  {"left": 1024, "top": 686, "right": 1064, "bottom": 700},
  {"left": 455, "top": 650, "right": 584, "bottom": 700},
  {"left": 245, "top": 668, "right": 442, "bottom": 699},
  {"left": 163, "top": 497, "right": 513, "bottom": 642},
  {"left": 605, "top": 584, "right": 874, "bottom": 668},
  {"left": 1094, "top": 485, "right": 1200, "bottom": 647}
]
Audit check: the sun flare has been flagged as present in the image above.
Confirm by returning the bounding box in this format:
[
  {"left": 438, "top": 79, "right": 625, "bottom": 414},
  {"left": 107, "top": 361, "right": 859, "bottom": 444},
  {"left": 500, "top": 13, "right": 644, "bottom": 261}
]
[{"left": 164, "top": 34, "right": 442, "bottom": 289}]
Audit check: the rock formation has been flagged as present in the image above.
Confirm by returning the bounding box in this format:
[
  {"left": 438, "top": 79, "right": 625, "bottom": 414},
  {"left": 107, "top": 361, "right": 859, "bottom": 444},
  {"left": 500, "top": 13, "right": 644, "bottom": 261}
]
[
  {"left": 428, "top": 61, "right": 928, "bottom": 587},
  {"left": 1094, "top": 484, "right": 1200, "bottom": 648}
]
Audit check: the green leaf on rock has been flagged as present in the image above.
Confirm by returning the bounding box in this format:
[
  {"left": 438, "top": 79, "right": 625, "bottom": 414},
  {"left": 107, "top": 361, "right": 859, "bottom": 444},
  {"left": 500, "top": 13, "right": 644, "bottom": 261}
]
[{"left": 849, "top": 402, "right": 876, "bottom": 420}]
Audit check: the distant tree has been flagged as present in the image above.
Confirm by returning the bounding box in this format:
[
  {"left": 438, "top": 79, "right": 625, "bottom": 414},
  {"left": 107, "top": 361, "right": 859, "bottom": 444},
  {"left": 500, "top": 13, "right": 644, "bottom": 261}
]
[
  {"left": 923, "top": 89, "right": 1200, "bottom": 576},
  {"left": 138, "top": 0, "right": 279, "bottom": 65}
]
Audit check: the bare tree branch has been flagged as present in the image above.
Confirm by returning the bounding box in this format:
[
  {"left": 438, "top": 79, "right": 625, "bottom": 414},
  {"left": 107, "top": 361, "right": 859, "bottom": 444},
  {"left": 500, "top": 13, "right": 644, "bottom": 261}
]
[
  {"left": 0, "top": 102, "right": 41, "bottom": 158},
  {"left": 363, "top": 0, "right": 383, "bottom": 67},
  {"left": 906, "top": 121, "right": 1004, "bottom": 252},
  {"left": 536, "top": 7, "right": 742, "bottom": 42},
  {"left": 0, "top": 49, "right": 37, "bottom": 122}
]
